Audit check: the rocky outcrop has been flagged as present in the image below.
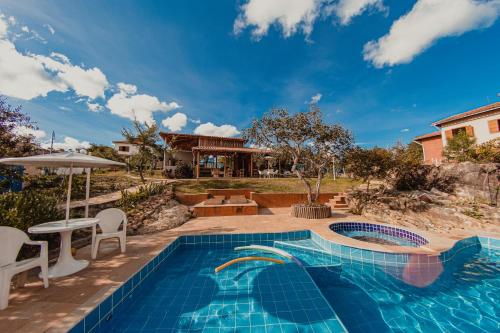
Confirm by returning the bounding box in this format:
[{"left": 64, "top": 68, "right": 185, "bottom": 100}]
[
  {"left": 141, "top": 202, "right": 192, "bottom": 234},
  {"left": 347, "top": 187, "right": 499, "bottom": 234},
  {"left": 127, "top": 194, "right": 192, "bottom": 235},
  {"left": 429, "top": 162, "right": 499, "bottom": 206}
]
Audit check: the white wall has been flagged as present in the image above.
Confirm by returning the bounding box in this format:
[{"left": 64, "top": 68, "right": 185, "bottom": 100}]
[
  {"left": 441, "top": 113, "right": 500, "bottom": 146},
  {"left": 113, "top": 143, "right": 139, "bottom": 156}
]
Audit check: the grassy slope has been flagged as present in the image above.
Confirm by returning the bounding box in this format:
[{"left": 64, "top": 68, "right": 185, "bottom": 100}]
[{"left": 174, "top": 177, "right": 360, "bottom": 194}]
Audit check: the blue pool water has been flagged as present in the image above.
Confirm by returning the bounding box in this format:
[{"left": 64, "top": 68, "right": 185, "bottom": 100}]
[
  {"left": 307, "top": 246, "right": 500, "bottom": 332},
  {"left": 101, "top": 245, "right": 346, "bottom": 333},
  {"left": 94, "top": 236, "right": 499, "bottom": 333},
  {"left": 330, "top": 222, "right": 428, "bottom": 247},
  {"left": 336, "top": 230, "right": 419, "bottom": 247}
]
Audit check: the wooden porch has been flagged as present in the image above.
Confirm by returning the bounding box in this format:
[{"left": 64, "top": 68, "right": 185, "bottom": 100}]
[{"left": 193, "top": 146, "right": 267, "bottom": 179}]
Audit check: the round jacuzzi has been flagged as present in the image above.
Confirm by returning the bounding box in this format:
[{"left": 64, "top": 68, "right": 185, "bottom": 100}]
[{"left": 329, "top": 222, "right": 428, "bottom": 247}]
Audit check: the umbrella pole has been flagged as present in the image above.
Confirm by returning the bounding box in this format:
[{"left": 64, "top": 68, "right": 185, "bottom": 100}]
[
  {"left": 84, "top": 168, "right": 91, "bottom": 218},
  {"left": 65, "top": 164, "right": 73, "bottom": 224}
]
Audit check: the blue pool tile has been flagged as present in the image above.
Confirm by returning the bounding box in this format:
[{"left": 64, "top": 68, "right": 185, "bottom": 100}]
[
  {"left": 68, "top": 319, "right": 84, "bottom": 333},
  {"left": 99, "top": 296, "right": 113, "bottom": 319},
  {"left": 84, "top": 306, "right": 100, "bottom": 333}
]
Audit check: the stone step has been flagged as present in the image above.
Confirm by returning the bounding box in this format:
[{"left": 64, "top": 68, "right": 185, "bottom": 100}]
[{"left": 332, "top": 204, "right": 348, "bottom": 209}]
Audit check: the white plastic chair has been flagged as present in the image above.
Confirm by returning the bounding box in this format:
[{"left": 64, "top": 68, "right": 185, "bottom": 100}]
[
  {"left": 91, "top": 208, "right": 127, "bottom": 259},
  {"left": 0, "top": 226, "right": 48, "bottom": 310}
]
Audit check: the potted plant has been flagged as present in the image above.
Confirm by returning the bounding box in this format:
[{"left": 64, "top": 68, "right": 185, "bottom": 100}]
[{"left": 244, "top": 106, "right": 353, "bottom": 219}]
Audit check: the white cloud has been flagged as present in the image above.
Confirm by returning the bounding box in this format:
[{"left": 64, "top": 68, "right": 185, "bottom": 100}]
[
  {"left": 0, "top": 14, "right": 9, "bottom": 38},
  {"left": 309, "top": 93, "right": 322, "bottom": 104},
  {"left": 13, "top": 126, "right": 47, "bottom": 140},
  {"left": 234, "top": 0, "right": 387, "bottom": 39},
  {"left": 116, "top": 82, "right": 137, "bottom": 94},
  {"left": 59, "top": 106, "right": 71, "bottom": 111},
  {"left": 162, "top": 112, "right": 188, "bottom": 132},
  {"left": 21, "top": 25, "right": 29, "bottom": 33},
  {"left": 44, "top": 24, "right": 55, "bottom": 35},
  {"left": 331, "top": 0, "right": 386, "bottom": 25},
  {"left": 194, "top": 122, "right": 240, "bottom": 137},
  {"left": 363, "top": 0, "right": 500, "bottom": 68},
  {"left": 34, "top": 53, "right": 108, "bottom": 99},
  {"left": 189, "top": 118, "right": 201, "bottom": 124},
  {"left": 50, "top": 52, "right": 70, "bottom": 64},
  {"left": 0, "top": 15, "right": 109, "bottom": 100},
  {"left": 106, "top": 82, "right": 180, "bottom": 124},
  {"left": 87, "top": 101, "right": 103, "bottom": 112},
  {"left": 401, "top": 128, "right": 410, "bottom": 133},
  {"left": 234, "top": 0, "right": 323, "bottom": 39},
  {"left": 0, "top": 39, "right": 67, "bottom": 99},
  {"left": 41, "top": 136, "right": 90, "bottom": 151}
]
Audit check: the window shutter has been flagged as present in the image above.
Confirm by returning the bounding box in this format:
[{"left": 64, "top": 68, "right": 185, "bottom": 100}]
[
  {"left": 488, "top": 119, "right": 499, "bottom": 133},
  {"left": 445, "top": 130, "right": 453, "bottom": 139},
  {"left": 465, "top": 126, "right": 474, "bottom": 137}
]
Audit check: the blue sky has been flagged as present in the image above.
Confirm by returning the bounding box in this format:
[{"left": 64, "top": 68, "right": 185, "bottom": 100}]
[{"left": 1, "top": 0, "right": 500, "bottom": 150}]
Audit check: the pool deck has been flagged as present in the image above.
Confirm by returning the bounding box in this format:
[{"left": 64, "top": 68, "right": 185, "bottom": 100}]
[{"left": 1, "top": 208, "right": 498, "bottom": 333}]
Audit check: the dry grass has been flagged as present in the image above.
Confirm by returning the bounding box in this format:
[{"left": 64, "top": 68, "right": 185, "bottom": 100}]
[{"left": 174, "top": 177, "right": 360, "bottom": 194}]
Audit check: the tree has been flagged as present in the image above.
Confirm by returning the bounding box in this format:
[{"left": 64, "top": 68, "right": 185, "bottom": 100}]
[
  {"left": 345, "top": 147, "right": 393, "bottom": 191},
  {"left": 475, "top": 138, "right": 500, "bottom": 163},
  {"left": 443, "top": 131, "right": 476, "bottom": 162},
  {"left": 0, "top": 97, "right": 40, "bottom": 191},
  {"left": 244, "top": 107, "right": 353, "bottom": 204},
  {"left": 122, "top": 121, "right": 161, "bottom": 183},
  {"left": 87, "top": 144, "right": 124, "bottom": 162},
  {"left": 390, "top": 143, "right": 429, "bottom": 191},
  {"left": 0, "top": 96, "right": 39, "bottom": 158}
]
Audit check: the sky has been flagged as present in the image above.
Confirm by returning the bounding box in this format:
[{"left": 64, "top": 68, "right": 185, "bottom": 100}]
[{"left": 1, "top": 0, "right": 500, "bottom": 150}]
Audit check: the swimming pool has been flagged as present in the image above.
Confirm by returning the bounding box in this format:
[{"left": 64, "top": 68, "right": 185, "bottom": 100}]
[
  {"left": 71, "top": 232, "right": 500, "bottom": 333},
  {"left": 330, "top": 222, "right": 428, "bottom": 247}
]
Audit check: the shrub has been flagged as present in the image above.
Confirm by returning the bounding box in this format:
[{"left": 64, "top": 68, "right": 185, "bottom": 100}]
[
  {"left": 0, "top": 190, "right": 63, "bottom": 231},
  {"left": 475, "top": 138, "right": 500, "bottom": 163},
  {"left": 345, "top": 147, "right": 393, "bottom": 191},
  {"left": 118, "top": 182, "right": 169, "bottom": 210},
  {"left": 444, "top": 134, "right": 499, "bottom": 163},
  {"left": 174, "top": 161, "right": 194, "bottom": 179},
  {"left": 390, "top": 144, "right": 430, "bottom": 191}
]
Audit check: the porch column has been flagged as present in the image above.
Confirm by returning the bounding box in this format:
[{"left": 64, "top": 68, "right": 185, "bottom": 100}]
[
  {"left": 223, "top": 154, "right": 227, "bottom": 177},
  {"left": 250, "top": 154, "right": 253, "bottom": 178},
  {"left": 196, "top": 151, "right": 200, "bottom": 179}
]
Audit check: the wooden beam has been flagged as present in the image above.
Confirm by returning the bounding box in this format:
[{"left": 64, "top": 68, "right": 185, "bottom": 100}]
[
  {"left": 250, "top": 154, "right": 253, "bottom": 178},
  {"left": 223, "top": 154, "right": 227, "bottom": 177},
  {"left": 196, "top": 151, "right": 200, "bottom": 179}
]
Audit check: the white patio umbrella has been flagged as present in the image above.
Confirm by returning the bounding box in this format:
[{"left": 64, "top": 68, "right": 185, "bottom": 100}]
[
  {"left": 0, "top": 152, "right": 125, "bottom": 223},
  {"left": 264, "top": 155, "right": 274, "bottom": 175}
]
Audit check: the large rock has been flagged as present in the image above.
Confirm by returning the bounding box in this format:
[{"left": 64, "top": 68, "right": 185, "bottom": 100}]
[
  {"left": 429, "top": 162, "right": 499, "bottom": 206},
  {"left": 347, "top": 188, "right": 499, "bottom": 234},
  {"left": 141, "top": 202, "right": 192, "bottom": 234}
]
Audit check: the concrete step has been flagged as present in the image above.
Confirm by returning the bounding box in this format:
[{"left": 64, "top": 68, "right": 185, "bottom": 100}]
[{"left": 332, "top": 204, "right": 348, "bottom": 209}]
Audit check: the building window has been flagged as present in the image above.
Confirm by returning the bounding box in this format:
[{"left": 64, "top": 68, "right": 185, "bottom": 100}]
[
  {"left": 119, "top": 146, "right": 130, "bottom": 152},
  {"left": 445, "top": 126, "right": 474, "bottom": 139},
  {"left": 488, "top": 119, "right": 500, "bottom": 133}
]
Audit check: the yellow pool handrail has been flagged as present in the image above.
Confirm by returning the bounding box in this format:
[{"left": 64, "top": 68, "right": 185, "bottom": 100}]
[{"left": 215, "top": 256, "right": 285, "bottom": 273}]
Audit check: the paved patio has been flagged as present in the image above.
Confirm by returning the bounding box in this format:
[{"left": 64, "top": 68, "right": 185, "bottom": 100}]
[{"left": 0, "top": 208, "right": 495, "bottom": 333}]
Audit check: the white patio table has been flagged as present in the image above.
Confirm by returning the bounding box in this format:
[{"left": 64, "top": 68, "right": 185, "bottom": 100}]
[{"left": 28, "top": 218, "right": 99, "bottom": 278}]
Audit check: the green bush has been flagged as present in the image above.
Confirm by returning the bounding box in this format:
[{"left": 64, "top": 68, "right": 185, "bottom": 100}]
[
  {"left": 174, "top": 161, "right": 194, "bottom": 179},
  {"left": 118, "top": 182, "right": 169, "bottom": 210},
  {"left": 0, "top": 190, "right": 63, "bottom": 231}
]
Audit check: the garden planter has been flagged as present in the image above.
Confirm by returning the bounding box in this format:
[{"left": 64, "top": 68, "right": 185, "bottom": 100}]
[{"left": 291, "top": 204, "right": 331, "bottom": 219}]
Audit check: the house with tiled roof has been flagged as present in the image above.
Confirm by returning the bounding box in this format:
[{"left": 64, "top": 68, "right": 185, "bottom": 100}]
[
  {"left": 415, "top": 102, "right": 500, "bottom": 164},
  {"left": 112, "top": 139, "right": 140, "bottom": 156},
  {"left": 160, "top": 132, "right": 270, "bottom": 178}
]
